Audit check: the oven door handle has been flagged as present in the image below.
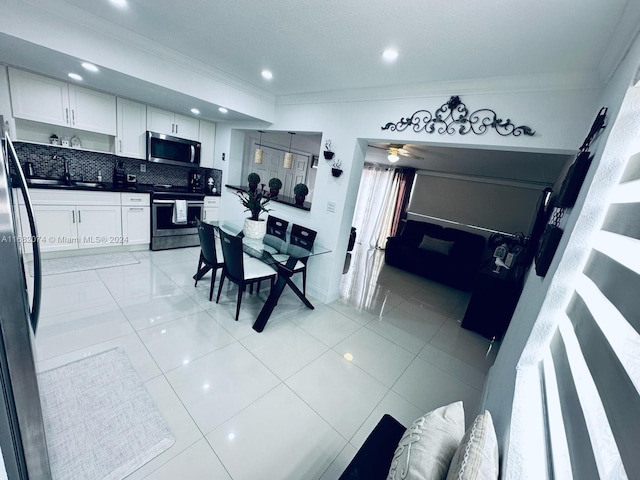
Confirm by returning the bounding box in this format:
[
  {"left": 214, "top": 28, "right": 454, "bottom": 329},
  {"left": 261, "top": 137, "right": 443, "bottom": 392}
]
[{"left": 153, "top": 199, "right": 204, "bottom": 206}]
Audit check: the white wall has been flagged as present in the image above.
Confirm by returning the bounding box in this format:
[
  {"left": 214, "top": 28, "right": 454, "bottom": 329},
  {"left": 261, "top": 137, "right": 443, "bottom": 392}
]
[
  {"left": 482, "top": 30, "right": 640, "bottom": 478},
  {"left": 213, "top": 87, "right": 602, "bottom": 302}
]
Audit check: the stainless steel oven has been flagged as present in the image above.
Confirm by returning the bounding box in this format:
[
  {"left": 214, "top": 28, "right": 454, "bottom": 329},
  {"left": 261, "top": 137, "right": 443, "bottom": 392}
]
[{"left": 151, "top": 190, "right": 204, "bottom": 250}]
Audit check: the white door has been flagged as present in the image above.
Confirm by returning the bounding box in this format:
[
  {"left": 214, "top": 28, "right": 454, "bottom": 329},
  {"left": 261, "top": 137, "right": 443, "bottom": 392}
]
[
  {"left": 9, "top": 68, "right": 70, "bottom": 127},
  {"left": 76, "top": 205, "right": 122, "bottom": 249},
  {"left": 121, "top": 206, "right": 150, "bottom": 245},
  {"left": 32, "top": 205, "right": 78, "bottom": 252},
  {"left": 252, "top": 143, "right": 308, "bottom": 198},
  {"left": 68, "top": 85, "right": 117, "bottom": 135},
  {"left": 117, "top": 98, "right": 147, "bottom": 159},
  {"left": 174, "top": 113, "right": 199, "bottom": 140},
  {"left": 147, "top": 107, "right": 175, "bottom": 136}
]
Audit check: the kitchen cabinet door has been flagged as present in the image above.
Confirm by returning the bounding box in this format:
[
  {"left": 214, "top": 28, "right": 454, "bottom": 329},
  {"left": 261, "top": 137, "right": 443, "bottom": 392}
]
[
  {"left": 117, "top": 98, "right": 147, "bottom": 159},
  {"left": 76, "top": 205, "right": 122, "bottom": 249},
  {"left": 9, "top": 68, "right": 70, "bottom": 128},
  {"left": 32, "top": 205, "right": 79, "bottom": 252},
  {"left": 198, "top": 120, "right": 216, "bottom": 169},
  {"left": 147, "top": 106, "right": 199, "bottom": 140},
  {"left": 121, "top": 206, "right": 150, "bottom": 245},
  {"left": 9, "top": 68, "right": 117, "bottom": 135},
  {"left": 69, "top": 85, "right": 117, "bottom": 135},
  {"left": 173, "top": 113, "right": 199, "bottom": 140}
]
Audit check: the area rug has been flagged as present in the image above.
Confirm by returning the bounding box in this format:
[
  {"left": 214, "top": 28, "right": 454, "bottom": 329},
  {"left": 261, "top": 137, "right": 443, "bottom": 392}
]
[
  {"left": 38, "top": 348, "right": 175, "bottom": 480},
  {"left": 30, "top": 252, "right": 140, "bottom": 276}
]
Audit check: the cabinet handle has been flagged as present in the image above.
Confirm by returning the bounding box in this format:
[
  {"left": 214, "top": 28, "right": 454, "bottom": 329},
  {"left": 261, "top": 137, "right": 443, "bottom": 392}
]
[
  {"left": 71, "top": 210, "right": 75, "bottom": 223},
  {"left": 203, "top": 210, "right": 206, "bottom": 221},
  {"left": 130, "top": 198, "right": 142, "bottom": 202},
  {"left": 78, "top": 210, "right": 81, "bottom": 223},
  {"left": 65, "top": 108, "right": 69, "bottom": 124},
  {"left": 129, "top": 207, "right": 144, "bottom": 212},
  {"left": 119, "top": 140, "right": 122, "bottom": 153},
  {"left": 175, "top": 124, "right": 178, "bottom": 134},
  {"left": 72, "top": 110, "right": 75, "bottom": 125}
]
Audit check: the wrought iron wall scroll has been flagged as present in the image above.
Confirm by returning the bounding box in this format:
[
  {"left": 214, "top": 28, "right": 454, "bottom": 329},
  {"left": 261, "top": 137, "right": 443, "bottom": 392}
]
[{"left": 381, "top": 95, "right": 535, "bottom": 137}]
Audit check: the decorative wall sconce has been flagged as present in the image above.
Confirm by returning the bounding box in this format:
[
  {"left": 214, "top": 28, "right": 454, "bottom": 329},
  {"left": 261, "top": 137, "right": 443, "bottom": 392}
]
[
  {"left": 283, "top": 132, "right": 295, "bottom": 169},
  {"left": 254, "top": 130, "right": 264, "bottom": 164},
  {"left": 323, "top": 139, "right": 335, "bottom": 159},
  {"left": 331, "top": 159, "right": 343, "bottom": 177}
]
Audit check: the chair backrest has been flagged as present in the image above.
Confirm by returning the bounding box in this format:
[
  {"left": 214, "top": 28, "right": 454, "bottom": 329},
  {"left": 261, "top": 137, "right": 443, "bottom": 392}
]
[
  {"left": 218, "top": 228, "right": 245, "bottom": 283},
  {"left": 197, "top": 219, "right": 219, "bottom": 266},
  {"left": 267, "top": 215, "right": 289, "bottom": 240},
  {"left": 290, "top": 224, "right": 317, "bottom": 251}
]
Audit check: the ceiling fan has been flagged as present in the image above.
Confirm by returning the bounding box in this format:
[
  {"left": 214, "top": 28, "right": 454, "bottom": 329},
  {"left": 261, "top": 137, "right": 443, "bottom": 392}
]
[{"left": 369, "top": 143, "right": 424, "bottom": 163}]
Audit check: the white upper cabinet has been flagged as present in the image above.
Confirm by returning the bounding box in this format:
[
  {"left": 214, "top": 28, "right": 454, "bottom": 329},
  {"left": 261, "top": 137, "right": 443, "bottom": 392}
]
[
  {"left": 9, "top": 68, "right": 116, "bottom": 135},
  {"left": 147, "top": 106, "right": 199, "bottom": 140},
  {"left": 198, "top": 120, "right": 216, "bottom": 169},
  {"left": 116, "top": 98, "right": 147, "bottom": 159}
]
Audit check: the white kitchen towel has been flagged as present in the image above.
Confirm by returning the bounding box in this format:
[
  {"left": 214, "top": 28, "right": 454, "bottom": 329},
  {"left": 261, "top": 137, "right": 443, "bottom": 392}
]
[{"left": 172, "top": 200, "right": 187, "bottom": 224}]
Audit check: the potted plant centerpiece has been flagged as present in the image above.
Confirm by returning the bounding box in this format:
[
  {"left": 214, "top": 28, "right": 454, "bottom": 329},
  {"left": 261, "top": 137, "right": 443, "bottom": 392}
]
[
  {"left": 293, "top": 183, "right": 309, "bottom": 206},
  {"left": 236, "top": 188, "right": 271, "bottom": 239},
  {"left": 247, "top": 172, "right": 260, "bottom": 192},
  {"left": 268, "top": 177, "right": 282, "bottom": 198}
]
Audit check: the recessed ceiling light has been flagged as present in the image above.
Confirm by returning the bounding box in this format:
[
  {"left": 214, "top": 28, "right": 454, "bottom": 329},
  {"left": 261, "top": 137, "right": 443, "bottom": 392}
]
[
  {"left": 261, "top": 69, "right": 273, "bottom": 80},
  {"left": 67, "top": 73, "right": 83, "bottom": 81},
  {"left": 109, "top": 0, "right": 128, "bottom": 9},
  {"left": 190, "top": 108, "right": 200, "bottom": 115},
  {"left": 218, "top": 107, "right": 228, "bottom": 114},
  {"left": 81, "top": 62, "right": 99, "bottom": 72},
  {"left": 382, "top": 48, "right": 399, "bottom": 62}
]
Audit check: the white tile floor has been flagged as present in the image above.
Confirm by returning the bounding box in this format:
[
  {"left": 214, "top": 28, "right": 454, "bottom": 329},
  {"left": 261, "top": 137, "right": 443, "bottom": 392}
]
[{"left": 34, "top": 244, "right": 497, "bottom": 479}]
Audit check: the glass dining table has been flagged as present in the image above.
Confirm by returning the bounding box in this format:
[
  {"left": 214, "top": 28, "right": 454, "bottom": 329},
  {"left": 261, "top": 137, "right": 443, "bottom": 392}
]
[{"left": 193, "top": 220, "right": 331, "bottom": 332}]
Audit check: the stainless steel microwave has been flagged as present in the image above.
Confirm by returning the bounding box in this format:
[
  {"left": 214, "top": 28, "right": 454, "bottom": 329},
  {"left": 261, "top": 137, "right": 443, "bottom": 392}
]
[{"left": 147, "top": 131, "right": 201, "bottom": 167}]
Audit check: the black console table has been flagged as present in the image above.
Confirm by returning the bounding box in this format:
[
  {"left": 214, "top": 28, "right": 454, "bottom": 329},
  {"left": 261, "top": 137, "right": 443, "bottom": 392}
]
[{"left": 461, "top": 261, "right": 526, "bottom": 340}]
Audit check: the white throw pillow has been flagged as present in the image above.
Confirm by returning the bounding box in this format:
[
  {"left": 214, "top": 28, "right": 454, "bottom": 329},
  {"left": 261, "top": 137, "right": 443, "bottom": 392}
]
[
  {"left": 418, "top": 235, "right": 455, "bottom": 255},
  {"left": 445, "top": 410, "right": 499, "bottom": 480},
  {"left": 387, "top": 401, "right": 465, "bottom": 480}
]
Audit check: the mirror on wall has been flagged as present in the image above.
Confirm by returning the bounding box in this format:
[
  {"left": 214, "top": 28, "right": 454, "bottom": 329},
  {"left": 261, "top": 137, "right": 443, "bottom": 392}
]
[{"left": 241, "top": 131, "right": 321, "bottom": 203}]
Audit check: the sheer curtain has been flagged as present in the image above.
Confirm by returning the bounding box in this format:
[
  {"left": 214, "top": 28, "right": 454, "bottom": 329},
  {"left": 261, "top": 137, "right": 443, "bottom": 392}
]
[{"left": 352, "top": 165, "right": 407, "bottom": 249}]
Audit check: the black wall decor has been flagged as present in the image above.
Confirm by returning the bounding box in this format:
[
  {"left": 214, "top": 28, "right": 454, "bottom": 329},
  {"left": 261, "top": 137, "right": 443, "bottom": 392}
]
[{"left": 381, "top": 95, "right": 535, "bottom": 137}]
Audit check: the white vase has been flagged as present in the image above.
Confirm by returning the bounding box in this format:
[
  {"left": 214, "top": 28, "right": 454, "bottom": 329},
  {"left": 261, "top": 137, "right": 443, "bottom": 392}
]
[{"left": 243, "top": 218, "right": 266, "bottom": 240}]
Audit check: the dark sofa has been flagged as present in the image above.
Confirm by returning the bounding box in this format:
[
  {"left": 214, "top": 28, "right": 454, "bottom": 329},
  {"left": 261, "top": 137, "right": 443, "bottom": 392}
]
[{"left": 385, "top": 220, "right": 486, "bottom": 289}]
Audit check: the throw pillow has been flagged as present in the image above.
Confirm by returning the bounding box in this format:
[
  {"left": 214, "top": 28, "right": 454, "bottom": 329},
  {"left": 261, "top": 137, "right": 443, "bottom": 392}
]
[
  {"left": 445, "top": 410, "right": 499, "bottom": 480},
  {"left": 387, "top": 401, "right": 465, "bottom": 480},
  {"left": 418, "top": 235, "right": 455, "bottom": 255}
]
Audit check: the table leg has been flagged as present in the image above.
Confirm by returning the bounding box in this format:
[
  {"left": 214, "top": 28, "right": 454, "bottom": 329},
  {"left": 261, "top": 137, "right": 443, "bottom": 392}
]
[
  {"left": 252, "top": 260, "right": 314, "bottom": 332},
  {"left": 193, "top": 265, "right": 211, "bottom": 281}
]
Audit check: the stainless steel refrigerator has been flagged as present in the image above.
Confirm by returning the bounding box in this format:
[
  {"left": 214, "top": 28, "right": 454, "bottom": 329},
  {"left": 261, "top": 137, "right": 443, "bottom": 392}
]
[{"left": 0, "top": 123, "right": 51, "bottom": 478}]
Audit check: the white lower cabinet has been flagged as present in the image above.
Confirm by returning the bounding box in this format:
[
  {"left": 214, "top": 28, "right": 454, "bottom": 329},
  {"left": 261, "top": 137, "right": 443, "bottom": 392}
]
[
  {"left": 121, "top": 193, "right": 150, "bottom": 245},
  {"left": 202, "top": 196, "right": 219, "bottom": 222},
  {"left": 76, "top": 205, "right": 123, "bottom": 249},
  {"left": 24, "top": 190, "right": 122, "bottom": 252}
]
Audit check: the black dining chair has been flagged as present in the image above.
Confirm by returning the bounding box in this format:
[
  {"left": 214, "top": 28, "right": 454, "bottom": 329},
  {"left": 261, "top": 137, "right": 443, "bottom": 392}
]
[
  {"left": 266, "top": 215, "right": 289, "bottom": 240},
  {"left": 194, "top": 219, "right": 225, "bottom": 301},
  {"left": 286, "top": 224, "right": 317, "bottom": 296},
  {"left": 216, "top": 228, "right": 277, "bottom": 321}
]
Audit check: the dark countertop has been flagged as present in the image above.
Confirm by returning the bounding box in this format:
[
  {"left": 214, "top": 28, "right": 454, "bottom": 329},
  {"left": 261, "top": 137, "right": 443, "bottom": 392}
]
[
  {"left": 17, "top": 176, "right": 221, "bottom": 196},
  {"left": 226, "top": 184, "right": 311, "bottom": 211}
]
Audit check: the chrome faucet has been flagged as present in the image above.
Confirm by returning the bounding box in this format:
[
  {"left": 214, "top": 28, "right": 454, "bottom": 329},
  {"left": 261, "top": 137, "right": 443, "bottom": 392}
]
[{"left": 61, "top": 156, "right": 71, "bottom": 183}]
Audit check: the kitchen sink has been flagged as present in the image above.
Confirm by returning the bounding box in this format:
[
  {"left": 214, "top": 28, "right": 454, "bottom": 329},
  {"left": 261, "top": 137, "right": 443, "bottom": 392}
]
[
  {"left": 26, "top": 178, "right": 107, "bottom": 189},
  {"left": 27, "top": 178, "right": 69, "bottom": 187},
  {"left": 72, "top": 181, "right": 107, "bottom": 189}
]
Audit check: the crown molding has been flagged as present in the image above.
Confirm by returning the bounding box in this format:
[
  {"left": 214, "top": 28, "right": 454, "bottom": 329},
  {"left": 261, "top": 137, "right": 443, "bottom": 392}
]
[{"left": 276, "top": 71, "right": 603, "bottom": 106}]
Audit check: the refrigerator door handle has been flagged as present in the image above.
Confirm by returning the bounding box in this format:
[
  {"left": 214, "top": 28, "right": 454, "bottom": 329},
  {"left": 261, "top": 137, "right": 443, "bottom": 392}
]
[{"left": 4, "top": 137, "right": 42, "bottom": 332}]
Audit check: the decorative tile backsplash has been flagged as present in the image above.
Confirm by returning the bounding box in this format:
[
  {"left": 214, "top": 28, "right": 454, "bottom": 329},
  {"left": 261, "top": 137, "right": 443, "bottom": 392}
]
[{"left": 13, "top": 142, "right": 222, "bottom": 190}]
